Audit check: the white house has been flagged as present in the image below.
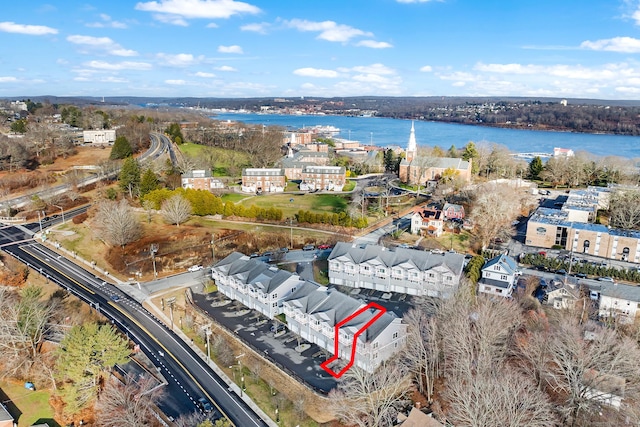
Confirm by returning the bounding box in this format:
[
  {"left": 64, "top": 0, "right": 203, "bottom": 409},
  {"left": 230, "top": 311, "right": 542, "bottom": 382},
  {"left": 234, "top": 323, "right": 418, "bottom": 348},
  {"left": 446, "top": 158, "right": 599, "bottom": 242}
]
[
  {"left": 83, "top": 129, "right": 116, "bottom": 144},
  {"left": 211, "top": 253, "right": 305, "bottom": 319},
  {"left": 328, "top": 242, "right": 465, "bottom": 299},
  {"left": 410, "top": 206, "right": 444, "bottom": 237},
  {"left": 478, "top": 254, "right": 521, "bottom": 297},
  {"left": 283, "top": 281, "right": 406, "bottom": 373},
  {"left": 546, "top": 283, "right": 581, "bottom": 310},
  {"left": 596, "top": 282, "right": 640, "bottom": 324}
]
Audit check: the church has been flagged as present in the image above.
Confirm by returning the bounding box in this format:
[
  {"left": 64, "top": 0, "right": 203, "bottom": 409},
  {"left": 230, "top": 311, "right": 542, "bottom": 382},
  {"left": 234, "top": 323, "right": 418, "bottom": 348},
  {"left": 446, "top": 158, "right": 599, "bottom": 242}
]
[{"left": 398, "top": 122, "right": 473, "bottom": 185}]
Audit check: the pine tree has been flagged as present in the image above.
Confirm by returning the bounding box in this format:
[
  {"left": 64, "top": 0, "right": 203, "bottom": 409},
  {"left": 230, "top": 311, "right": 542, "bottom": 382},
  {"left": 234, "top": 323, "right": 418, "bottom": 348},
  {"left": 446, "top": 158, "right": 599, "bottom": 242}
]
[
  {"left": 119, "top": 157, "right": 141, "bottom": 198},
  {"left": 529, "top": 156, "right": 544, "bottom": 180},
  {"left": 139, "top": 168, "right": 159, "bottom": 197},
  {"left": 109, "top": 136, "right": 133, "bottom": 160}
]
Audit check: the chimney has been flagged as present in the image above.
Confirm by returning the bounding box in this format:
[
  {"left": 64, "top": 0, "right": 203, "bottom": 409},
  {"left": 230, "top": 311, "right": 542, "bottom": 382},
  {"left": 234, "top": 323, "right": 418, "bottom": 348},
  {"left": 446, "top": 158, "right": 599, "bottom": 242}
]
[{"left": 415, "top": 402, "right": 421, "bottom": 409}]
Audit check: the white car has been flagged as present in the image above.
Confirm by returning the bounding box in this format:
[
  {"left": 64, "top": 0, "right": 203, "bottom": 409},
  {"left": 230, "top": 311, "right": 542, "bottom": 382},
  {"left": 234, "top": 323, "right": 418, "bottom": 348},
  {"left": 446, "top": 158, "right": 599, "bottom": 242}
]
[{"left": 188, "top": 265, "right": 204, "bottom": 272}]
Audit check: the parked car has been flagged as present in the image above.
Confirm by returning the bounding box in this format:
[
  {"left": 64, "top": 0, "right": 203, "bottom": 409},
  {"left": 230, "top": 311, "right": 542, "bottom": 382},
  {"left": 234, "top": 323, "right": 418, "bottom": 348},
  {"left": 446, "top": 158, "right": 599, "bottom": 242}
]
[
  {"left": 279, "top": 247, "right": 289, "bottom": 253},
  {"left": 262, "top": 251, "right": 273, "bottom": 258},
  {"left": 598, "top": 276, "right": 615, "bottom": 283},
  {"left": 302, "top": 244, "right": 315, "bottom": 251},
  {"left": 317, "top": 244, "right": 332, "bottom": 250},
  {"left": 188, "top": 265, "right": 204, "bottom": 272},
  {"left": 249, "top": 252, "right": 260, "bottom": 258}
]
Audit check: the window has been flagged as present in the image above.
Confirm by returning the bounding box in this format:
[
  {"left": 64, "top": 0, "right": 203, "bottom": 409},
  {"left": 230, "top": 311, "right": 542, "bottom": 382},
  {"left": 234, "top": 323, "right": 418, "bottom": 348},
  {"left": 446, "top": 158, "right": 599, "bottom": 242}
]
[
  {"left": 272, "top": 293, "right": 278, "bottom": 299},
  {"left": 501, "top": 275, "right": 507, "bottom": 281},
  {"left": 393, "top": 331, "right": 398, "bottom": 339},
  {"left": 373, "top": 342, "right": 379, "bottom": 349},
  {"left": 272, "top": 302, "right": 277, "bottom": 307}
]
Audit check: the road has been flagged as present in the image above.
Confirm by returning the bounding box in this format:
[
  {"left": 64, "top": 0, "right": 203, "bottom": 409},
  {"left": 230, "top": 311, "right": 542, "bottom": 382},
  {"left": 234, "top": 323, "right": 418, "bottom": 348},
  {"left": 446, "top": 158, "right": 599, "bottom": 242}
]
[
  {"left": 0, "top": 223, "right": 270, "bottom": 426},
  {"left": 1, "top": 132, "right": 169, "bottom": 211}
]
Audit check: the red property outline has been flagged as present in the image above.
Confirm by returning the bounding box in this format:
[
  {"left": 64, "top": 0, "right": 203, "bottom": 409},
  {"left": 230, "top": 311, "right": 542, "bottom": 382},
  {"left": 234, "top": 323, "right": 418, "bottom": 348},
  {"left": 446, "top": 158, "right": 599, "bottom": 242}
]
[{"left": 320, "top": 302, "right": 387, "bottom": 378}]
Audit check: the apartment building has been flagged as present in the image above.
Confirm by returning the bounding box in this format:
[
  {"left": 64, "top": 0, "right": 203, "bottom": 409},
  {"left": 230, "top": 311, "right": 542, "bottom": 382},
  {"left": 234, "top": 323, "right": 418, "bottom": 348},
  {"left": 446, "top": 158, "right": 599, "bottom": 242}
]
[
  {"left": 300, "top": 165, "right": 346, "bottom": 191},
  {"left": 328, "top": 243, "right": 465, "bottom": 299},
  {"left": 241, "top": 168, "right": 286, "bottom": 193},
  {"left": 181, "top": 169, "right": 224, "bottom": 191}
]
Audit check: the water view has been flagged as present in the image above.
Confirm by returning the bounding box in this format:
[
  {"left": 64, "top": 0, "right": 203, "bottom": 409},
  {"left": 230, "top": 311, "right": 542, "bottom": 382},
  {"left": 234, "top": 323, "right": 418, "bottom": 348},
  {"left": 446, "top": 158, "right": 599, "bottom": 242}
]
[{"left": 213, "top": 112, "right": 640, "bottom": 159}]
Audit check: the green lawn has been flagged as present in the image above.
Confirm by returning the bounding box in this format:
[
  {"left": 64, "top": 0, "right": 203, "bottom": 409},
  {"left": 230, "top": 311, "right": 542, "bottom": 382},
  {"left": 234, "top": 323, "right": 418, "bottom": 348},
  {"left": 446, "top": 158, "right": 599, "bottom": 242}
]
[
  {"left": 0, "top": 380, "right": 58, "bottom": 427},
  {"left": 220, "top": 193, "right": 252, "bottom": 203},
  {"left": 178, "top": 143, "right": 250, "bottom": 176},
  {"left": 238, "top": 193, "right": 351, "bottom": 218}
]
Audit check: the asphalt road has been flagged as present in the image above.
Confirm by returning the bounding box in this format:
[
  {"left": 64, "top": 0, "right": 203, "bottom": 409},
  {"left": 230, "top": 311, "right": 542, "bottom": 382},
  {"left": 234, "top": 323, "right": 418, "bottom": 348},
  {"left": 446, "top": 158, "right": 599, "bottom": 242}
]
[{"left": 0, "top": 224, "right": 270, "bottom": 426}]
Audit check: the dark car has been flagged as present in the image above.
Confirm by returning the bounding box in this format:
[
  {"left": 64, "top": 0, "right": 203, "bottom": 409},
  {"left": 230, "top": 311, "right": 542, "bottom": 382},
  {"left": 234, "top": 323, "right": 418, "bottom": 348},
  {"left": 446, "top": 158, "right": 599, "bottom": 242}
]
[
  {"left": 197, "top": 397, "right": 213, "bottom": 413},
  {"left": 302, "top": 244, "right": 315, "bottom": 251},
  {"left": 262, "top": 251, "right": 273, "bottom": 258}
]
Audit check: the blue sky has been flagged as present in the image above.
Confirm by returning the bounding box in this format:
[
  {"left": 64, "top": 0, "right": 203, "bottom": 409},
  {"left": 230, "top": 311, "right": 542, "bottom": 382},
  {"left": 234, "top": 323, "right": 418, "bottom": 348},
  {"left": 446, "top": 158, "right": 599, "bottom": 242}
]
[{"left": 2, "top": 0, "right": 640, "bottom": 99}]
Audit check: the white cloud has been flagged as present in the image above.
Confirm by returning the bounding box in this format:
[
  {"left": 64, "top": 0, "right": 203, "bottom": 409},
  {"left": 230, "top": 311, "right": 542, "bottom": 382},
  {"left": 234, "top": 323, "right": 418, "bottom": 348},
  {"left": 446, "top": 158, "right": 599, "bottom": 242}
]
[
  {"left": 102, "top": 76, "right": 129, "bottom": 83},
  {"left": 165, "top": 79, "right": 187, "bottom": 85},
  {"left": 580, "top": 36, "right": 640, "bottom": 53},
  {"left": 195, "top": 71, "right": 216, "bottom": 77},
  {"left": 218, "top": 45, "right": 243, "bottom": 54},
  {"left": 346, "top": 63, "right": 396, "bottom": 75},
  {"left": 157, "top": 52, "right": 204, "bottom": 66},
  {"left": 85, "top": 60, "right": 153, "bottom": 70},
  {"left": 452, "top": 81, "right": 466, "bottom": 87},
  {"left": 86, "top": 13, "right": 128, "bottom": 29},
  {"left": 206, "top": 22, "right": 219, "bottom": 28},
  {"left": 216, "top": 65, "right": 237, "bottom": 71},
  {"left": 241, "top": 22, "right": 270, "bottom": 34},
  {"left": 0, "top": 77, "right": 18, "bottom": 83},
  {"left": 0, "top": 21, "right": 57, "bottom": 35},
  {"left": 356, "top": 40, "right": 393, "bottom": 49},
  {"left": 633, "top": 9, "right": 640, "bottom": 26},
  {"left": 135, "top": 0, "right": 261, "bottom": 25},
  {"left": 420, "top": 65, "right": 433, "bottom": 72},
  {"left": 284, "top": 19, "right": 372, "bottom": 43},
  {"left": 293, "top": 68, "right": 339, "bottom": 78},
  {"left": 67, "top": 35, "right": 138, "bottom": 57}
]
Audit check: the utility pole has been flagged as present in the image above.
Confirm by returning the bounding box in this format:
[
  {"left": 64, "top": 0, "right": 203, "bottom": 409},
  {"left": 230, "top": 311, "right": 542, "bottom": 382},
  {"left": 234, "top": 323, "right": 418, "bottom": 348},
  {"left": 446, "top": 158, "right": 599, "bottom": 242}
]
[
  {"left": 289, "top": 218, "right": 293, "bottom": 248},
  {"left": 210, "top": 235, "right": 215, "bottom": 262},
  {"left": 150, "top": 244, "right": 158, "bottom": 279}
]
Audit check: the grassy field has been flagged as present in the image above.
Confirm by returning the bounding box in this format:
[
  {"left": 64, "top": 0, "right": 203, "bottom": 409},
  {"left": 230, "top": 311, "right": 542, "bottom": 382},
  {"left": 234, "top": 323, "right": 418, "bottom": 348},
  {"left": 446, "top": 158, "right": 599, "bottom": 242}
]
[
  {"left": 237, "top": 193, "right": 350, "bottom": 218},
  {"left": 178, "top": 142, "right": 250, "bottom": 176},
  {"left": 220, "top": 193, "right": 252, "bottom": 203},
  {"left": 0, "top": 380, "right": 58, "bottom": 427}
]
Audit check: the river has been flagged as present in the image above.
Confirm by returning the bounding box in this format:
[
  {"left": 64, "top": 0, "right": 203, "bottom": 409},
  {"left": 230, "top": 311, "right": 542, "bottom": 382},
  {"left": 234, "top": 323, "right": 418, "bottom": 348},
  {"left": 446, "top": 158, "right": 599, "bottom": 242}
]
[{"left": 212, "top": 112, "right": 640, "bottom": 159}]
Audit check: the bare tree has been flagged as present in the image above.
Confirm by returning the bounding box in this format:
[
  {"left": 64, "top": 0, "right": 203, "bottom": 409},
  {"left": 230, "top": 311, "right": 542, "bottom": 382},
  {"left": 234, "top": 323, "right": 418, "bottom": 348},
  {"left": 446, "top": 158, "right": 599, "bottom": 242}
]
[
  {"left": 543, "top": 315, "right": 640, "bottom": 426},
  {"left": 609, "top": 190, "right": 640, "bottom": 229},
  {"left": 400, "top": 308, "right": 439, "bottom": 401},
  {"left": 95, "top": 373, "right": 164, "bottom": 427},
  {"left": 96, "top": 199, "right": 142, "bottom": 248},
  {"left": 328, "top": 362, "right": 410, "bottom": 427},
  {"left": 161, "top": 194, "right": 192, "bottom": 227},
  {"left": 440, "top": 366, "right": 557, "bottom": 427},
  {"left": 469, "top": 183, "right": 523, "bottom": 250}
]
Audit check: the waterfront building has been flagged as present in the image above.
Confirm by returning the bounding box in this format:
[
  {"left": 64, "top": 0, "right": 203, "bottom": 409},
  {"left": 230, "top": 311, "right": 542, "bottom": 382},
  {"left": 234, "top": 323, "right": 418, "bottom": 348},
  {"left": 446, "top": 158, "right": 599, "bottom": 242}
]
[
  {"left": 241, "top": 168, "right": 286, "bottom": 193},
  {"left": 181, "top": 169, "right": 224, "bottom": 191}
]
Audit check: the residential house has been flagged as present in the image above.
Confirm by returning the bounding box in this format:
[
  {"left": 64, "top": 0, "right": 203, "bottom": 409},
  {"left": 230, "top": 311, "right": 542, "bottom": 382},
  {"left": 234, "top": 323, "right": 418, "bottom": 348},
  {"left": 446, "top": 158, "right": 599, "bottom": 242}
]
[
  {"left": 211, "top": 252, "right": 305, "bottom": 319},
  {"left": 181, "top": 169, "right": 224, "bottom": 191},
  {"left": 283, "top": 281, "right": 406, "bottom": 373},
  {"left": 595, "top": 281, "right": 640, "bottom": 324},
  {"left": 241, "top": 168, "right": 286, "bottom": 193},
  {"left": 398, "top": 407, "right": 444, "bottom": 427},
  {"left": 546, "top": 283, "right": 581, "bottom": 310},
  {"left": 410, "top": 206, "right": 444, "bottom": 237},
  {"left": 300, "top": 165, "right": 346, "bottom": 191},
  {"left": 478, "top": 254, "right": 521, "bottom": 297},
  {"left": 442, "top": 203, "right": 465, "bottom": 220},
  {"left": 328, "top": 242, "right": 465, "bottom": 298}
]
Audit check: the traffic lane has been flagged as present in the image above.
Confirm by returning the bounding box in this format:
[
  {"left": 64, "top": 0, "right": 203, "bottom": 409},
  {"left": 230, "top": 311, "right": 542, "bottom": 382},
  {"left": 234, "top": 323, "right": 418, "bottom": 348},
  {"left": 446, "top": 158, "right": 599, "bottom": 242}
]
[
  {"left": 120, "top": 302, "right": 269, "bottom": 427},
  {"left": 9, "top": 243, "right": 206, "bottom": 420}
]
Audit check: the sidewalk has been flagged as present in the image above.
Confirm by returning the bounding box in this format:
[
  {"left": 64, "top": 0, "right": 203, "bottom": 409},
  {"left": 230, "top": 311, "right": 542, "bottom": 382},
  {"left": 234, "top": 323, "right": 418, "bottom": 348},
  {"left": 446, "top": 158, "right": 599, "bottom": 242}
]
[{"left": 37, "top": 232, "right": 277, "bottom": 427}]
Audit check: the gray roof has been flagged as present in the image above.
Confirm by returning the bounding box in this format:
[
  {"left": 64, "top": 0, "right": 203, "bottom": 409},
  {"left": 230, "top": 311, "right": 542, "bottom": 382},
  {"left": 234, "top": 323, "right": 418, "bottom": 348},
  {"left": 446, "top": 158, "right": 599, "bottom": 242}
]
[
  {"left": 181, "top": 169, "right": 212, "bottom": 178},
  {"left": 328, "top": 242, "right": 465, "bottom": 276},
  {"left": 483, "top": 254, "right": 518, "bottom": 275},
  {"left": 284, "top": 283, "right": 398, "bottom": 343},
  {"left": 0, "top": 403, "right": 11, "bottom": 422},
  {"left": 401, "top": 156, "right": 471, "bottom": 170},
  {"left": 242, "top": 168, "right": 284, "bottom": 176}
]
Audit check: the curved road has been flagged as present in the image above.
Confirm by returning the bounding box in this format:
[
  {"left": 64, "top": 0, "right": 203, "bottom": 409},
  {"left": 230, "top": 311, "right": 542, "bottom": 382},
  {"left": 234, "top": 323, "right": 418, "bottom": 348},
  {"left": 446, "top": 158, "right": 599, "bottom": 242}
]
[{"left": 0, "top": 223, "right": 269, "bottom": 426}]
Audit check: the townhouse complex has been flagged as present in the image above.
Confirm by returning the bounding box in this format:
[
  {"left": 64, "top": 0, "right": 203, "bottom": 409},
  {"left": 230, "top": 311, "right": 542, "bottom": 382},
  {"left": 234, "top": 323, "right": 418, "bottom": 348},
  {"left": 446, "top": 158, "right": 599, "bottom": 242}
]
[
  {"left": 211, "top": 251, "right": 406, "bottom": 372},
  {"left": 327, "top": 242, "right": 465, "bottom": 299}
]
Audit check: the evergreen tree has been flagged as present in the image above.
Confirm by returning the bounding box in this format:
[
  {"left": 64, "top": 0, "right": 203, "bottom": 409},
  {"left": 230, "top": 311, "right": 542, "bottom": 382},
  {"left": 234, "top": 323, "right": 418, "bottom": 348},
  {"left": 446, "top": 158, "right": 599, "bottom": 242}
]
[
  {"left": 528, "top": 156, "right": 544, "bottom": 180},
  {"left": 110, "top": 136, "right": 133, "bottom": 160},
  {"left": 55, "top": 323, "right": 130, "bottom": 415},
  {"left": 119, "top": 157, "right": 141, "bottom": 198},
  {"left": 447, "top": 144, "right": 459, "bottom": 158},
  {"left": 462, "top": 141, "right": 479, "bottom": 174},
  {"left": 139, "top": 168, "right": 159, "bottom": 197}
]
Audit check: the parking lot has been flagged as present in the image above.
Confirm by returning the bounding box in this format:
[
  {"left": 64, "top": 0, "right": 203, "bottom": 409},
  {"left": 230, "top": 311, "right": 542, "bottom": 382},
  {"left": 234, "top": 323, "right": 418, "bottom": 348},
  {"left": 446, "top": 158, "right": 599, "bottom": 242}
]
[{"left": 191, "top": 291, "right": 338, "bottom": 393}]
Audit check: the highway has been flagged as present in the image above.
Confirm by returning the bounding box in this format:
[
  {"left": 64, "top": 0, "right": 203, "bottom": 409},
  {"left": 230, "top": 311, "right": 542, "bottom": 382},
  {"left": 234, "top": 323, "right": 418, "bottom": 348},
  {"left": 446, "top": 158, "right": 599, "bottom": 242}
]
[
  {"left": 2, "top": 131, "right": 169, "bottom": 211},
  {"left": 0, "top": 222, "right": 270, "bottom": 426}
]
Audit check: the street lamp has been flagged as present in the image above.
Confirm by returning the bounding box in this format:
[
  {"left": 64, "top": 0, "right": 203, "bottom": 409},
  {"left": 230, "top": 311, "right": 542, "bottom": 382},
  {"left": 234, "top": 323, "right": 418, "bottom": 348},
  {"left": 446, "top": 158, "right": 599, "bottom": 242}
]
[
  {"left": 36, "top": 210, "right": 44, "bottom": 233},
  {"left": 52, "top": 204, "right": 64, "bottom": 223},
  {"left": 289, "top": 218, "right": 293, "bottom": 248},
  {"left": 210, "top": 235, "right": 215, "bottom": 262},
  {"left": 205, "top": 325, "right": 212, "bottom": 363}
]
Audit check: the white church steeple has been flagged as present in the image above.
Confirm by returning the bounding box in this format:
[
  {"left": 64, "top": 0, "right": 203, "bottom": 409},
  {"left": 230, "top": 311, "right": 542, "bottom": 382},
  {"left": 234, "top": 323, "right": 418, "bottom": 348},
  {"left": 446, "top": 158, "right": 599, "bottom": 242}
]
[{"left": 406, "top": 121, "right": 417, "bottom": 162}]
